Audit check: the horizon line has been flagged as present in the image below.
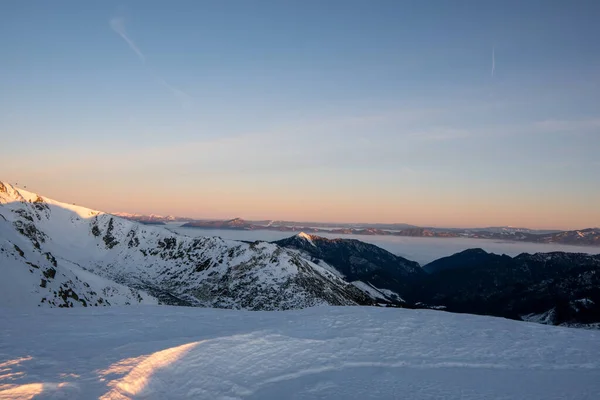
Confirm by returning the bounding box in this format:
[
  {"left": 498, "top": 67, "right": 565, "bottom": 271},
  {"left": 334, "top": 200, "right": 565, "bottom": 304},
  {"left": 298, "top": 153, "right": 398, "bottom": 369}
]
[{"left": 109, "top": 211, "right": 596, "bottom": 233}]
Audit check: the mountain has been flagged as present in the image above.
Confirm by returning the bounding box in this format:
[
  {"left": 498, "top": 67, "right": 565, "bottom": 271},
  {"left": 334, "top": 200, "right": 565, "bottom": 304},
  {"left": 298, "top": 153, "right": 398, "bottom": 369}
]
[
  {"left": 472, "top": 226, "right": 562, "bottom": 234},
  {"left": 0, "top": 184, "right": 157, "bottom": 308},
  {"left": 416, "top": 249, "right": 600, "bottom": 327},
  {"left": 179, "top": 217, "right": 600, "bottom": 246},
  {"left": 111, "top": 212, "right": 194, "bottom": 224},
  {"left": 274, "top": 233, "right": 425, "bottom": 303},
  {"left": 262, "top": 221, "right": 420, "bottom": 230},
  {"left": 0, "top": 182, "right": 373, "bottom": 310},
  {"left": 448, "top": 227, "right": 600, "bottom": 245},
  {"left": 182, "top": 217, "right": 255, "bottom": 230},
  {"left": 531, "top": 228, "right": 600, "bottom": 245},
  {"left": 422, "top": 248, "right": 514, "bottom": 274}
]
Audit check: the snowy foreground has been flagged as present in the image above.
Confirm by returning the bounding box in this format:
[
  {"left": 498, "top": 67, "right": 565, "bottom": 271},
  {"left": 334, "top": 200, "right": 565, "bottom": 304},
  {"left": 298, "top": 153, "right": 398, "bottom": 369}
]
[{"left": 1, "top": 307, "right": 599, "bottom": 400}]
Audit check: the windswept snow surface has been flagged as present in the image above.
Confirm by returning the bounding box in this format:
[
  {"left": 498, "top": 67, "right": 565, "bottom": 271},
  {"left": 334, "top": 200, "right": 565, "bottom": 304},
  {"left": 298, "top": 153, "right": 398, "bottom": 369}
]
[{"left": 1, "top": 306, "right": 599, "bottom": 400}]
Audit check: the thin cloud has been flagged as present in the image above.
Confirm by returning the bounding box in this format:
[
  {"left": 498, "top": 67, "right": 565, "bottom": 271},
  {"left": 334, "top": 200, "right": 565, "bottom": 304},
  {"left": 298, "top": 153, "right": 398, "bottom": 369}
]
[
  {"left": 407, "top": 128, "right": 471, "bottom": 141},
  {"left": 533, "top": 118, "right": 600, "bottom": 132},
  {"left": 109, "top": 17, "right": 146, "bottom": 63},
  {"left": 109, "top": 16, "right": 192, "bottom": 107},
  {"left": 491, "top": 46, "right": 495, "bottom": 78},
  {"left": 156, "top": 77, "right": 193, "bottom": 108}
]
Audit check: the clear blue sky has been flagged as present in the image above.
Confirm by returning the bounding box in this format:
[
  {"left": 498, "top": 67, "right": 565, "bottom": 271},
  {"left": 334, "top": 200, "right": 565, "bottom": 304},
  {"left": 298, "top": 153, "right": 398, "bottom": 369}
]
[{"left": 2, "top": 1, "right": 599, "bottom": 229}]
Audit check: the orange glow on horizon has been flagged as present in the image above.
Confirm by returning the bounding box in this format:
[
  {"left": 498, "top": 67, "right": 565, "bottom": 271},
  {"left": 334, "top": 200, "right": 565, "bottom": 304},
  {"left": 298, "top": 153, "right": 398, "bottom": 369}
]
[{"left": 2, "top": 177, "right": 598, "bottom": 231}]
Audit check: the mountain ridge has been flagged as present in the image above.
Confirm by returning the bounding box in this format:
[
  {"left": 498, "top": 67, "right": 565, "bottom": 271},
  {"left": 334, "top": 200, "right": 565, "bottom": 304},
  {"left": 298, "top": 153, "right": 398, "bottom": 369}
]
[
  {"left": 170, "top": 217, "right": 600, "bottom": 246},
  {"left": 415, "top": 248, "right": 600, "bottom": 327},
  {"left": 273, "top": 232, "right": 425, "bottom": 303},
  {"left": 0, "top": 182, "right": 375, "bottom": 310},
  {"left": 273, "top": 232, "right": 600, "bottom": 327}
]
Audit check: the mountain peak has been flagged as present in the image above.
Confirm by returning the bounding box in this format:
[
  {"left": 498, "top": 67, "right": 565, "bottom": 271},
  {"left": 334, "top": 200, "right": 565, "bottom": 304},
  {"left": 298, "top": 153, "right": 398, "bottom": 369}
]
[
  {"left": 296, "top": 232, "right": 316, "bottom": 246},
  {"left": 224, "top": 218, "right": 248, "bottom": 227},
  {"left": 459, "top": 248, "right": 489, "bottom": 255}
]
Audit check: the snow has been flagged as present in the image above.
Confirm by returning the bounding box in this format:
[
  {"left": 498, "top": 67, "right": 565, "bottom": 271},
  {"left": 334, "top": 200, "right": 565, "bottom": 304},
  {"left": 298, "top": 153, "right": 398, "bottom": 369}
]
[
  {"left": 111, "top": 212, "right": 142, "bottom": 218},
  {"left": 575, "top": 298, "right": 595, "bottom": 306},
  {"left": 285, "top": 248, "right": 346, "bottom": 279},
  {"left": 350, "top": 282, "right": 404, "bottom": 304},
  {"left": 377, "top": 288, "right": 405, "bottom": 303},
  {"left": 311, "top": 258, "right": 345, "bottom": 278},
  {"left": 351, "top": 281, "right": 389, "bottom": 301},
  {"left": 297, "top": 232, "right": 316, "bottom": 247},
  {"left": 522, "top": 309, "right": 559, "bottom": 325},
  {"left": 10, "top": 186, "right": 102, "bottom": 220},
  {"left": 0, "top": 306, "right": 599, "bottom": 400},
  {"left": 0, "top": 216, "right": 155, "bottom": 308}
]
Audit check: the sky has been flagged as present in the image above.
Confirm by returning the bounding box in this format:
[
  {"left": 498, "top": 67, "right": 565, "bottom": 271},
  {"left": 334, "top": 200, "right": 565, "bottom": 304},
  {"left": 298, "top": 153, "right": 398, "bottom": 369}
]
[{"left": 1, "top": 1, "right": 599, "bottom": 229}]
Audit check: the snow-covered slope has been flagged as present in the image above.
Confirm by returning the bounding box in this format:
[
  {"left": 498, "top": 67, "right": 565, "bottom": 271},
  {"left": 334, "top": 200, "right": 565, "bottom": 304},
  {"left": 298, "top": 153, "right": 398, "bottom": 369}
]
[
  {"left": 0, "top": 182, "right": 371, "bottom": 309},
  {"left": 274, "top": 232, "right": 424, "bottom": 302},
  {"left": 351, "top": 280, "right": 405, "bottom": 303},
  {"left": 1, "top": 306, "right": 599, "bottom": 399},
  {"left": 0, "top": 184, "right": 156, "bottom": 308}
]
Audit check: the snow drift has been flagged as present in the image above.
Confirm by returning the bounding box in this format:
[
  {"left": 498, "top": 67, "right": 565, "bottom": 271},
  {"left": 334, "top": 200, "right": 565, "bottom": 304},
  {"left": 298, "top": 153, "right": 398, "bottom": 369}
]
[{"left": 0, "top": 306, "right": 599, "bottom": 399}]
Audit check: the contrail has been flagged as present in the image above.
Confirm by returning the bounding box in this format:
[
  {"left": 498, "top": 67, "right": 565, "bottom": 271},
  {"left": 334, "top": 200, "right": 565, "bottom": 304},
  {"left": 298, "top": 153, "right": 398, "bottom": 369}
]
[
  {"left": 156, "top": 76, "right": 193, "bottom": 108},
  {"left": 109, "top": 17, "right": 146, "bottom": 63},
  {"left": 109, "top": 16, "right": 192, "bottom": 108},
  {"left": 491, "top": 46, "right": 495, "bottom": 78}
]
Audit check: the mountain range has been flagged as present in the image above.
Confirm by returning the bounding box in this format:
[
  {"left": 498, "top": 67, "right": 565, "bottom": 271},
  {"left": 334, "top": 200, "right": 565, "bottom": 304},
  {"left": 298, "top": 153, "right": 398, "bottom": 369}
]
[
  {"left": 1, "top": 181, "right": 599, "bottom": 328},
  {"left": 111, "top": 212, "right": 194, "bottom": 224},
  {"left": 416, "top": 249, "right": 600, "bottom": 327},
  {"left": 273, "top": 233, "right": 424, "bottom": 302},
  {"left": 1, "top": 182, "right": 374, "bottom": 310},
  {"left": 121, "top": 216, "right": 600, "bottom": 246},
  {"left": 272, "top": 234, "right": 600, "bottom": 327}
]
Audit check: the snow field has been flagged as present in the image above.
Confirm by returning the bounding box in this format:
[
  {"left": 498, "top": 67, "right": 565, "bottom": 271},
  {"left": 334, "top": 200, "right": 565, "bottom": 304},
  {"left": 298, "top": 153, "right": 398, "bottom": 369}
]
[{"left": 1, "top": 306, "right": 599, "bottom": 399}]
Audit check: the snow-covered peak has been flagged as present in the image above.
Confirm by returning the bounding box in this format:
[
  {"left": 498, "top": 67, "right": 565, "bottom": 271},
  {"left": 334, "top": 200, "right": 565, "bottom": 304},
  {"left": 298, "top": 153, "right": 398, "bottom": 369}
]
[
  {"left": 111, "top": 212, "right": 141, "bottom": 218},
  {"left": 1, "top": 181, "right": 102, "bottom": 219},
  {"left": 296, "top": 232, "right": 316, "bottom": 246}
]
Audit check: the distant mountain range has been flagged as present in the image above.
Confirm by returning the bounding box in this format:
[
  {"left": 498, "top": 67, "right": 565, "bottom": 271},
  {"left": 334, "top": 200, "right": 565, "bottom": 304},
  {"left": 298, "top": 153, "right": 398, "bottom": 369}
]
[
  {"left": 149, "top": 216, "right": 600, "bottom": 246},
  {"left": 2, "top": 181, "right": 599, "bottom": 329},
  {"left": 111, "top": 212, "right": 194, "bottom": 225}
]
